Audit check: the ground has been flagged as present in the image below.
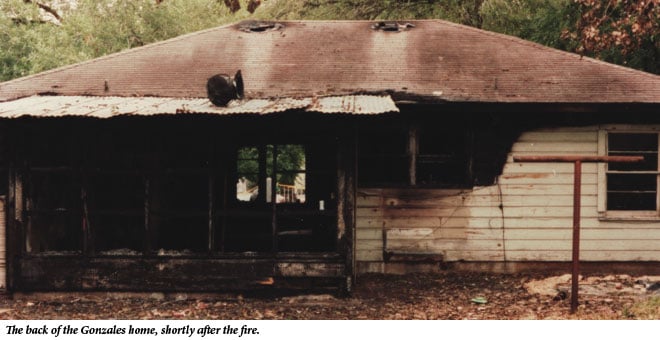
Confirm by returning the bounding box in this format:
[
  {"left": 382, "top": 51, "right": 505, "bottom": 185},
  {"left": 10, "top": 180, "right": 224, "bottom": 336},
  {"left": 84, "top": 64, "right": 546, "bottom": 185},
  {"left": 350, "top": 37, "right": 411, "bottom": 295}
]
[{"left": 1, "top": 271, "right": 659, "bottom": 320}]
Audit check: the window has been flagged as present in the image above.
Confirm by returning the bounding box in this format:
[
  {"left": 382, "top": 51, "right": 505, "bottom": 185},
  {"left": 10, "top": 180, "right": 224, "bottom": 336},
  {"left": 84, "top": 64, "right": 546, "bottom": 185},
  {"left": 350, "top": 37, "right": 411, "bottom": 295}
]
[
  {"left": 358, "top": 121, "right": 473, "bottom": 187},
  {"left": 25, "top": 170, "right": 82, "bottom": 254},
  {"left": 600, "top": 129, "right": 660, "bottom": 219},
  {"left": 358, "top": 126, "right": 409, "bottom": 186},
  {"left": 416, "top": 125, "right": 472, "bottom": 187},
  {"left": 17, "top": 120, "right": 337, "bottom": 256},
  {"left": 228, "top": 144, "right": 336, "bottom": 252},
  {"left": 235, "top": 145, "right": 306, "bottom": 204}
]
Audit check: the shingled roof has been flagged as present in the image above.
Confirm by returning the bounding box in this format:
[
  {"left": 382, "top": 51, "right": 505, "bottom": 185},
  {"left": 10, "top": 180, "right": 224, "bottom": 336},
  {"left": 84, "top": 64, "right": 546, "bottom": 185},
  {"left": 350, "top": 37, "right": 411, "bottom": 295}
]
[{"left": 1, "top": 19, "right": 659, "bottom": 104}]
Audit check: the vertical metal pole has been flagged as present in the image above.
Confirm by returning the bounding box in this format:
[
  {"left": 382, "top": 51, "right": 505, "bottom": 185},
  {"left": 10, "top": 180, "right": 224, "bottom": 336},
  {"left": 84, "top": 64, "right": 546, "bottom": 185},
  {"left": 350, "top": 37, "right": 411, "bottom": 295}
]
[{"left": 571, "top": 160, "right": 582, "bottom": 314}]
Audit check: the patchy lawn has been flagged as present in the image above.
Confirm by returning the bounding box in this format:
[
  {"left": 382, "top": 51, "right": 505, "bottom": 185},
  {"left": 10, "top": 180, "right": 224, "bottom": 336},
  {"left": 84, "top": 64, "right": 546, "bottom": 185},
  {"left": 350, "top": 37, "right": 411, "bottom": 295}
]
[{"left": 1, "top": 271, "right": 658, "bottom": 320}]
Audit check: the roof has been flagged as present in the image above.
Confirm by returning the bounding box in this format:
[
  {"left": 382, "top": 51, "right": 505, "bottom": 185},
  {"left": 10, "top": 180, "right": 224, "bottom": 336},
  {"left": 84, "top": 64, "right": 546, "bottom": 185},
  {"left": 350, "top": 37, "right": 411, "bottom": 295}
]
[
  {"left": 0, "top": 19, "right": 659, "bottom": 104},
  {"left": 0, "top": 95, "right": 398, "bottom": 118}
]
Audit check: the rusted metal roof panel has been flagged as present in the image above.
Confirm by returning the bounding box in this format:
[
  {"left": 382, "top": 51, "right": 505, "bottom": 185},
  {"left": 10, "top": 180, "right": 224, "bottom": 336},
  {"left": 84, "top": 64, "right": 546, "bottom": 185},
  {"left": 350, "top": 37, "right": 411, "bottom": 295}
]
[
  {"left": 0, "top": 95, "right": 398, "bottom": 118},
  {"left": 0, "top": 20, "right": 658, "bottom": 104}
]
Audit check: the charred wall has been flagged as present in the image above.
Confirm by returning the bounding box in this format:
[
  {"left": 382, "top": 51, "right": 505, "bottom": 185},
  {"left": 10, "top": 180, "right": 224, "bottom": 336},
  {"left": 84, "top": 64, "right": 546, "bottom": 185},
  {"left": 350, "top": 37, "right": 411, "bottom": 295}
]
[{"left": 1, "top": 113, "right": 355, "bottom": 291}]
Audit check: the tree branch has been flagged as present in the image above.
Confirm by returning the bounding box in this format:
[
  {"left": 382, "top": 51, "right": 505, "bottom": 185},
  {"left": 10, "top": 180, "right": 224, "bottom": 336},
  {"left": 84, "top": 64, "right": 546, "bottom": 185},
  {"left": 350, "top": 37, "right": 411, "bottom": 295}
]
[{"left": 23, "top": 0, "right": 62, "bottom": 22}]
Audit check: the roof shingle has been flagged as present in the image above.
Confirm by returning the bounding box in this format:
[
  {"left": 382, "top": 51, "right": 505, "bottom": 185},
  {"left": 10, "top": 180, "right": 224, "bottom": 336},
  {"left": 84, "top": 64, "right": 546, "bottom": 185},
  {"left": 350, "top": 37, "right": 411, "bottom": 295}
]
[{"left": 1, "top": 20, "right": 658, "bottom": 104}]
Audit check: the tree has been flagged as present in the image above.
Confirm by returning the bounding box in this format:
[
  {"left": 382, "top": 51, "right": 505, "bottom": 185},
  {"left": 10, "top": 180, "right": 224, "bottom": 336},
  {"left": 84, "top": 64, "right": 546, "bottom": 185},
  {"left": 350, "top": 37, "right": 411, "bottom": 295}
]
[
  {"left": 480, "top": 0, "right": 578, "bottom": 49},
  {"left": 561, "top": 0, "right": 659, "bottom": 74}
]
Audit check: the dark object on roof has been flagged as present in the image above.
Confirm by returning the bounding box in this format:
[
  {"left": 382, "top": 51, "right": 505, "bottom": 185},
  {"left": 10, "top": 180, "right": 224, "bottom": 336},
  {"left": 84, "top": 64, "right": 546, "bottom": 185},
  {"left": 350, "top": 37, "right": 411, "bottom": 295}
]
[
  {"left": 207, "top": 70, "right": 244, "bottom": 106},
  {"left": 0, "top": 20, "right": 659, "bottom": 103},
  {"left": 371, "top": 21, "right": 415, "bottom": 32}
]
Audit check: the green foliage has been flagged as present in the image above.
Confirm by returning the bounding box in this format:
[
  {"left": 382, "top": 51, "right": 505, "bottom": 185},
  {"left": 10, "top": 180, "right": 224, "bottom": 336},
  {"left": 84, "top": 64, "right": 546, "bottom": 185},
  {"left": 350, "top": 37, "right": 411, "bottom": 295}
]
[
  {"left": 562, "top": 0, "right": 660, "bottom": 75},
  {"left": 0, "top": 0, "right": 44, "bottom": 80},
  {"left": 0, "top": 0, "right": 253, "bottom": 81},
  {"left": 624, "top": 295, "right": 660, "bottom": 319},
  {"left": 255, "top": 0, "right": 484, "bottom": 26},
  {"left": 480, "top": 0, "right": 576, "bottom": 48},
  {"left": 237, "top": 145, "right": 305, "bottom": 187}
]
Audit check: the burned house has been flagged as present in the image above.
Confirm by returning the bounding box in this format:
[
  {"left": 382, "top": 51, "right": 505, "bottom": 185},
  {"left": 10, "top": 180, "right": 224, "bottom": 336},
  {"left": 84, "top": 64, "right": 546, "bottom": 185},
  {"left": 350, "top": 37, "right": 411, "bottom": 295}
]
[{"left": 0, "top": 20, "right": 659, "bottom": 292}]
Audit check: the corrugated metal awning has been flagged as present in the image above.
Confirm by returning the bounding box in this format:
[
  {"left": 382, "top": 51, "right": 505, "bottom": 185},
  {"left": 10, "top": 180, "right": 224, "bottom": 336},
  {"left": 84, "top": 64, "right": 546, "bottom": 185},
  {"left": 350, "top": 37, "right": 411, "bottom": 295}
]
[{"left": 0, "top": 95, "right": 399, "bottom": 118}]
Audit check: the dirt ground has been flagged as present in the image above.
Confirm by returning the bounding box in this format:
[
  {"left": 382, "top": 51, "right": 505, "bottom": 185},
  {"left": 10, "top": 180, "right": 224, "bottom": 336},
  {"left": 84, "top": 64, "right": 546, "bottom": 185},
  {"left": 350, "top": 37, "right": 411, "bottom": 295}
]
[{"left": 1, "top": 271, "right": 658, "bottom": 320}]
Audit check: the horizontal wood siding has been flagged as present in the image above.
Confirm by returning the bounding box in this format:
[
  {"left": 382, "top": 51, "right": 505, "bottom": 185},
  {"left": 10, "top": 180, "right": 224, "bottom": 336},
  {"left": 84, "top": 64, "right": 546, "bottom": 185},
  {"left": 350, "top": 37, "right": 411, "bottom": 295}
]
[
  {"left": 356, "top": 188, "right": 504, "bottom": 262},
  {"left": 502, "top": 126, "right": 660, "bottom": 261},
  {"left": 356, "top": 125, "right": 660, "bottom": 270}
]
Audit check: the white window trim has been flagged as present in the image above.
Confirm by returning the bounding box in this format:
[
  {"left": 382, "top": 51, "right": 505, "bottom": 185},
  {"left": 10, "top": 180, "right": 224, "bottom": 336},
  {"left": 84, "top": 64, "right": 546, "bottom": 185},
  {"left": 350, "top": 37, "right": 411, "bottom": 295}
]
[{"left": 598, "top": 125, "right": 660, "bottom": 221}]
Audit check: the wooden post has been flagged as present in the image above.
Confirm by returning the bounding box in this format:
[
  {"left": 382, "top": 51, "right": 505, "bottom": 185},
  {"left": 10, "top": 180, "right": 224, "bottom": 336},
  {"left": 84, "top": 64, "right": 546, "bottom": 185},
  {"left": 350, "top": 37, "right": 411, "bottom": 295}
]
[{"left": 513, "top": 155, "right": 642, "bottom": 314}]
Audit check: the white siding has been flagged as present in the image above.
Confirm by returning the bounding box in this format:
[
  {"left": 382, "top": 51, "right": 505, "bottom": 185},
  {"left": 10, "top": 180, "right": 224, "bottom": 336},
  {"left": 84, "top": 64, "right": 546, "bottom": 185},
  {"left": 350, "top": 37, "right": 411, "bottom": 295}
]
[{"left": 356, "top": 125, "right": 660, "bottom": 271}]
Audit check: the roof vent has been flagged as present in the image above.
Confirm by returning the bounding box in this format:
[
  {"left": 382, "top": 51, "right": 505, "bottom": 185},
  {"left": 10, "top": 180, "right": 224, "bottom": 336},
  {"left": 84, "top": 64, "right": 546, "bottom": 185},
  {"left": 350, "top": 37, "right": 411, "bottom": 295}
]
[
  {"left": 239, "top": 21, "right": 284, "bottom": 33},
  {"left": 371, "top": 21, "right": 415, "bottom": 32}
]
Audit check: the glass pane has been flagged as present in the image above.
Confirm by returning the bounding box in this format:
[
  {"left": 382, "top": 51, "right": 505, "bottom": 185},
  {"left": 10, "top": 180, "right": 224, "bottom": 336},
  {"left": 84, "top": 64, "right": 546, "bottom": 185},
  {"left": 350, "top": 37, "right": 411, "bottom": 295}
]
[
  {"left": 607, "top": 173, "right": 657, "bottom": 210},
  {"left": 607, "top": 192, "right": 656, "bottom": 210},
  {"left": 607, "top": 174, "right": 656, "bottom": 192},
  {"left": 608, "top": 133, "right": 658, "bottom": 171},
  {"left": 609, "top": 133, "right": 658, "bottom": 152}
]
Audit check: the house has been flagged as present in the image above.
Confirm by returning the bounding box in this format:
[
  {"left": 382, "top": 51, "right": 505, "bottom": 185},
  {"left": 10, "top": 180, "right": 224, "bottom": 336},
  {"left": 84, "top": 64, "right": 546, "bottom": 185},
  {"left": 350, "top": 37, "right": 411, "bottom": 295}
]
[{"left": 0, "top": 20, "right": 659, "bottom": 292}]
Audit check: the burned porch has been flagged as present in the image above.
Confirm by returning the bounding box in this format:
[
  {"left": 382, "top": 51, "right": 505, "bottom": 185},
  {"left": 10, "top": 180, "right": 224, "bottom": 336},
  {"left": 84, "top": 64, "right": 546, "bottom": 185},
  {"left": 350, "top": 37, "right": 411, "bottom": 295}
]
[{"left": 0, "top": 100, "right": 375, "bottom": 292}]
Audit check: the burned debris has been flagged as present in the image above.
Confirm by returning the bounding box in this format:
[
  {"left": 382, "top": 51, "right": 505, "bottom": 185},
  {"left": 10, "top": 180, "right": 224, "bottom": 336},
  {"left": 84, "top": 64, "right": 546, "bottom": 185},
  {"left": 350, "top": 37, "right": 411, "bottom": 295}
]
[{"left": 206, "top": 70, "right": 244, "bottom": 107}]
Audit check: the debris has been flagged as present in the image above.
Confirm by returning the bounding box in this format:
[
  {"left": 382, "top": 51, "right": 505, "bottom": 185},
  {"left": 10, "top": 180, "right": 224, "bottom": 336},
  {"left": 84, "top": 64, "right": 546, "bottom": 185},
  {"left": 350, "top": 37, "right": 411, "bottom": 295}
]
[
  {"left": 0, "top": 272, "right": 655, "bottom": 319},
  {"left": 645, "top": 282, "right": 660, "bottom": 292},
  {"left": 553, "top": 291, "right": 568, "bottom": 301},
  {"left": 471, "top": 297, "right": 488, "bottom": 304}
]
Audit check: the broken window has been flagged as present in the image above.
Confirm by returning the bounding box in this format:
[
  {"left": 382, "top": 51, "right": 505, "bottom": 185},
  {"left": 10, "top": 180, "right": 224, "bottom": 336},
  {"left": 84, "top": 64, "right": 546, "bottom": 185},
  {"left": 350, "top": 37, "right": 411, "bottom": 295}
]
[
  {"left": 25, "top": 171, "right": 82, "bottom": 254},
  {"left": 358, "top": 121, "right": 473, "bottom": 187},
  {"left": 87, "top": 173, "right": 144, "bottom": 255},
  {"left": 235, "top": 145, "right": 306, "bottom": 204},
  {"left": 358, "top": 126, "right": 409, "bottom": 186},
  {"left": 227, "top": 143, "right": 335, "bottom": 252},
  {"left": 416, "top": 125, "right": 472, "bottom": 187},
  {"left": 23, "top": 127, "right": 82, "bottom": 254},
  {"left": 17, "top": 120, "right": 337, "bottom": 257},
  {"left": 607, "top": 133, "right": 659, "bottom": 211},
  {"left": 151, "top": 173, "right": 209, "bottom": 254}
]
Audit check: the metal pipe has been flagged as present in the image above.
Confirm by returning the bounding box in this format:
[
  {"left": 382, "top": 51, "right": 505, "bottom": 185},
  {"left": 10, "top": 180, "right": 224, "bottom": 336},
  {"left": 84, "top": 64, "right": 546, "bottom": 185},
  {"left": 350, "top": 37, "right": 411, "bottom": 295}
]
[
  {"left": 571, "top": 160, "right": 581, "bottom": 314},
  {"left": 513, "top": 154, "right": 642, "bottom": 314}
]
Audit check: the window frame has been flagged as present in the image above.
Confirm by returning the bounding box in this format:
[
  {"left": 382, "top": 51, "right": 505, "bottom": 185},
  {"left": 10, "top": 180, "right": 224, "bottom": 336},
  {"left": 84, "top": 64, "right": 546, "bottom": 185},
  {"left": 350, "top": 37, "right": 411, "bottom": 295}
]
[
  {"left": 598, "top": 126, "right": 660, "bottom": 220},
  {"left": 357, "top": 121, "right": 474, "bottom": 188}
]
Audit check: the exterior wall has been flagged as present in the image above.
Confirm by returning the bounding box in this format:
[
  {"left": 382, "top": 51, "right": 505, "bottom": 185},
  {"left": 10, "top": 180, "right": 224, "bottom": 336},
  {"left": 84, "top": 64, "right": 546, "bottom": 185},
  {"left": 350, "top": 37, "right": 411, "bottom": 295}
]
[{"left": 356, "top": 125, "right": 660, "bottom": 272}]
